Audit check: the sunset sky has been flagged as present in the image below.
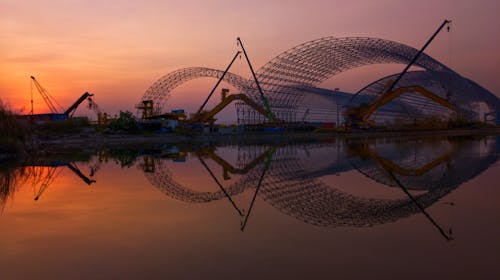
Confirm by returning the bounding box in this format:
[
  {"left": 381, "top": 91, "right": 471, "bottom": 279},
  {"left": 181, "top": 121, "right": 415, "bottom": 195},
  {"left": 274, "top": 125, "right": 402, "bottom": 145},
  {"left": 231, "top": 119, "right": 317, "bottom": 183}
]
[{"left": 1, "top": 0, "right": 499, "bottom": 118}]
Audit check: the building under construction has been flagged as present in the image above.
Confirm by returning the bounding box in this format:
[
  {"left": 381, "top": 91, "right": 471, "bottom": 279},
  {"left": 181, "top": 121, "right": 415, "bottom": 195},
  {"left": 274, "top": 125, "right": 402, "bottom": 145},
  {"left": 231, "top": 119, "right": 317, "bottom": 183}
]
[{"left": 139, "top": 22, "right": 500, "bottom": 129}]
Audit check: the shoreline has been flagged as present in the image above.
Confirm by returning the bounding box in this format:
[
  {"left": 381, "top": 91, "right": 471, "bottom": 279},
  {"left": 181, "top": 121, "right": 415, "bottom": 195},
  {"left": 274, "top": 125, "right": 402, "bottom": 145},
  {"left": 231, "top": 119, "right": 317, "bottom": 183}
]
[{"left": 33, "top": 127, "right": 500, "bottom": 149}]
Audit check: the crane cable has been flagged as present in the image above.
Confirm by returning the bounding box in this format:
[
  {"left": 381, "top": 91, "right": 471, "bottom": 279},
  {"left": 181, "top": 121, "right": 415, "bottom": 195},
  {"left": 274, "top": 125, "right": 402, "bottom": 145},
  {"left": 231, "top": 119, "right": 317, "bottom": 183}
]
[
  {"left": 30, "top": 78, "right": 34, "bottom": 116},
  {"left": 448, "top": 21, "right": 453, "bottom": 67}
]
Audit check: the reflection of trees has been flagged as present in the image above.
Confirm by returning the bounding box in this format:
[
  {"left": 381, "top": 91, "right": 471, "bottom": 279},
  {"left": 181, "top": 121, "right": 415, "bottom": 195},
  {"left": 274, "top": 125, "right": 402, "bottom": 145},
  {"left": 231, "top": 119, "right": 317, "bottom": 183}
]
[
  {"left": 102, "top": 149, "right": 140, "bottom": 168},
  {"left": 0, "top": 167, "right": 30, "bottom": 211}
]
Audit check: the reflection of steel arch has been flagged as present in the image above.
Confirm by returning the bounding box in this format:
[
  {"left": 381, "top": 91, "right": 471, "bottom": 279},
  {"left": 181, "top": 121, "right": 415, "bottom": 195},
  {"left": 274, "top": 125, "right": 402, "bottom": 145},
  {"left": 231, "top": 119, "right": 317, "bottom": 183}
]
[
  {"left": 255, "top": 158, "right": 455, "bottom": 227},
  {"left": 143, "top": 158, "right": 253, "bottom": 203},
  {"left": 351, "top": 138, "right": 500, "bottom": 192},
  {"left": 142, "top": 67, "right": 249, "bottom": 109},
  {"left": 143, "top": 154, "right": 453, "bottom": 227},
  {"left": 142, "top": 139, "right": 499, "bottom": 227}
]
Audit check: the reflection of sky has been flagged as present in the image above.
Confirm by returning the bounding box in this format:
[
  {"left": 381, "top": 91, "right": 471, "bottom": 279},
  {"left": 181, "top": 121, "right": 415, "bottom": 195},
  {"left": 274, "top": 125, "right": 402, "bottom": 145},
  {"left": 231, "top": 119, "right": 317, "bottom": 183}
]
[
  {"left": 1, "top": 0, "right": 499, "bottom": 119},
  {"left": 0, "top": 141, "right": 499, "bottom": 279}
]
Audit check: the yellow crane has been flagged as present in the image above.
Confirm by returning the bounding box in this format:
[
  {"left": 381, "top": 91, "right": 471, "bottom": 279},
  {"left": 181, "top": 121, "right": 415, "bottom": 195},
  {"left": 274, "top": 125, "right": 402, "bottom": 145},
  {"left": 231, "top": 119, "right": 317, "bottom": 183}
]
[
  {"left": 346, "top": 83, "right": 456, "bottom": 129},
  {"left": 189, "top": 88, "right": 277, "bottom": 124},
  {"left": 345, "top": 19, "right": 453, "bottom": 130}
]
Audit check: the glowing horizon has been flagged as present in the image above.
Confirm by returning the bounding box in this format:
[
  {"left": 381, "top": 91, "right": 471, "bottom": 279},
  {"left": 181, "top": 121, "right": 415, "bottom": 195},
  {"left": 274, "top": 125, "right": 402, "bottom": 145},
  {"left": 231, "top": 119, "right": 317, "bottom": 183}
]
[{"left": 1, "top": 0, "right": 499, "bottom": 119}]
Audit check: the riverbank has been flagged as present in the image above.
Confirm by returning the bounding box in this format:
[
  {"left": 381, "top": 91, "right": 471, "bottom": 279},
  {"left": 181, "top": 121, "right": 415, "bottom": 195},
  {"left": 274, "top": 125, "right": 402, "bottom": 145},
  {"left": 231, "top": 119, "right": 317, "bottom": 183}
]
[{"left": 32, "top": 127, "right": 500, "bottom": 150}]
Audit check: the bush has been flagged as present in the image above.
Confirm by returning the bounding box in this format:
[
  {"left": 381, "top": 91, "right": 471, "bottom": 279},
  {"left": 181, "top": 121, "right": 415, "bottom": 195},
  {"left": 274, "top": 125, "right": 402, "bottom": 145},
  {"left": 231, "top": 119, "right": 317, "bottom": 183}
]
[
  {"left": 107, "top": 111, "right": 139, "bottom": 133},
  {"left": 0, "top": 101, "right": 28, "bottom": 152},
  {"left": 37, "top": 117, "right": 91, "bottom": 135}
]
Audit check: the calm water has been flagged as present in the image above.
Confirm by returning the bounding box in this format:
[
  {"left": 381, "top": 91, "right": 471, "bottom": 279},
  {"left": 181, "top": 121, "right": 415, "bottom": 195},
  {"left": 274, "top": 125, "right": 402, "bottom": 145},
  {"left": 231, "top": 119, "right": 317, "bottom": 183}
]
[{"left": 1, "top": 135, "right": 499, "bottom": 279}]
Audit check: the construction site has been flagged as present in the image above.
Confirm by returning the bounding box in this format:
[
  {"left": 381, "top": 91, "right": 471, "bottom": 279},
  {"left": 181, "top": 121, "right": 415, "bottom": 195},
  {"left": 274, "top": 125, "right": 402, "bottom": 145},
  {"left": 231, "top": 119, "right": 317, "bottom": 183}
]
[{"left": 20, "top": 20, "right": 500, "bottom": 135}]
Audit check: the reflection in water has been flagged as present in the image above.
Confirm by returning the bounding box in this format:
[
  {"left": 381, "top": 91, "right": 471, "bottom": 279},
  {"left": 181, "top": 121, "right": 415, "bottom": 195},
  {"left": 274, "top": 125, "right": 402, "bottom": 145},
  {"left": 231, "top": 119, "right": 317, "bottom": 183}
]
[
  {"left": 0, "top": 159, "right": 96, "bottom": 209},
  {"left": 140, "top": 136, "right": 499, "bottom": 238},
  {"left": 1, "top": 136, "right": 499, "bottom": 238}
]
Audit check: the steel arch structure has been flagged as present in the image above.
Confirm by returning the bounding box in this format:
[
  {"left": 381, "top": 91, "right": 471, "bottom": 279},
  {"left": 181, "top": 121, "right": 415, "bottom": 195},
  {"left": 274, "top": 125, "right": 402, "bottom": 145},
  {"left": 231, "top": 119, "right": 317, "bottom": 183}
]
[
  {"left": 141, "top": 37, "right": 498, "bottom": 123},
  {"left": 141, "top": 67, "right": 249, "bottom": 110},
  {"left": 253, "top": 37, "right": 451, "bottom": 109},
  {"left": 352, "top": 70, "right": 500, "bottom": 123}
]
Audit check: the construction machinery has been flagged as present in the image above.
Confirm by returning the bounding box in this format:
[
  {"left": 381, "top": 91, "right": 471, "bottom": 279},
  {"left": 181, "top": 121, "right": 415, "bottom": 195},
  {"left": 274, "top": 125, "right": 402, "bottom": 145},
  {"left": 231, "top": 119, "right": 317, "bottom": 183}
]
[
  {"left": 191, "top": 38, "right": 277, "bottom": 125},
  {"left": 345, "top": 19, "right": 453, "bottom": 130},
  {"left": 138, "top": 37, "right": 277, "bottom": 128},
  {"left": 30, "top": 75, "right": 95, "bottom": 120},
  {"left": 346, "top": 83, "right": 456, "bottom": 129},
  {"left": 184, "top": 38, "right": 278, "bottom": 126},
  {"left": 188, "top": 88, "right": 275, "bottom": 124}
]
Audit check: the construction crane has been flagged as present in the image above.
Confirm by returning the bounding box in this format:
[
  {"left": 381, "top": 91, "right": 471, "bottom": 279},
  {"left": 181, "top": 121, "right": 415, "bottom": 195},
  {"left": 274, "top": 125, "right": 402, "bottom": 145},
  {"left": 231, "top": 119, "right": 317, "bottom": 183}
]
[
  {"left": 345, "top": 19, "right": 453, "bottom": 129},
  {"left": 30, "top": 76, "right": 64, "bottom": 114},
  {"left": 189, "top": 88, "right": 277, "bottom": 124},
  {"left": 346, "top": 84, "right": 456, "bottom": 129},
  {"left": 237, "top": 37, "right": 275, "bottom": 122},
  {"left": 64, "top": 92, "right": 94, "bottom": 117},
  {"left": 192, "top": 38, "right": 277, "bottom": 124},
  {"left": 30, "top": 75, "right": 94, "bottom": 118}
]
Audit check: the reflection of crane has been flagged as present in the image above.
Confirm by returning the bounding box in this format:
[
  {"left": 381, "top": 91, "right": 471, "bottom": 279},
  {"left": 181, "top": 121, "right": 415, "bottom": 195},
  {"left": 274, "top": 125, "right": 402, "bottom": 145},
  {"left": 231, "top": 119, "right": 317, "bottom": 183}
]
[
  {"left": 195, "top": 146, "right": 275, "bottom": 230},
  {"left": 30, "top": 76, "right": 94, "bottom": 118},
  {"left": 144, "top": 139, "right": 494, "bottom": 237},
  {"left": 32, "top": 166, "right": 63, "bottom": 201},
  {"left": 347, "top": 141, "right": 455, "bottom": 241},
  {"left": 240, "top": 148, "right": 275, "bottom": 231},
  {"left": 386, "top": 170, "right": 453, "bottom": 241},
  {"left": 197, "top": 146, "right": 274, "bottom": 180},
  {"left": 349, "top": 141, "right": 455, "bottom": 177},
  {"left": 28, "top": 162, "right": 96, "bottom": 201}
]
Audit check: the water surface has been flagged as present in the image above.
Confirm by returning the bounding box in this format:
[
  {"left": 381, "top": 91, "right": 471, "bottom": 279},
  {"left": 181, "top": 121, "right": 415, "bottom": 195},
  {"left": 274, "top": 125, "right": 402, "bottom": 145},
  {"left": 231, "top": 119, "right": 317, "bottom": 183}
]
[{"left": 1, "top": 135, "right": 499, "bottom": 279}]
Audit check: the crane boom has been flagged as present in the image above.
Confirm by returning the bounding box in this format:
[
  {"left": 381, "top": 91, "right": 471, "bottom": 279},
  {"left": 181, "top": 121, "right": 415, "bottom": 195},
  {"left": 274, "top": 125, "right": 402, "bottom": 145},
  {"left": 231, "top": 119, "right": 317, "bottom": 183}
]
[
  {"left": 362, "top": 85, "right": 455, "bottom": 120},
  {"left": 64, "top": 92, "right": 94, "bottom": 116},
  {"left": 237, "top": 37, "right": 276, "bottom": 122},
  {"left": 196, "top": 51, "right": 241, "bottom": 115},
  {"left": 30, "top": 76, "right": 64, "bottom": 114},
  {"left": 386, "top": 19, "right": 451, "bottom": 93},
  {"left": 346, "top": 85, "right": 456, "bottom": 126},
  {"left": 191, "top": 92, "right": 276, "bottom": 123}
]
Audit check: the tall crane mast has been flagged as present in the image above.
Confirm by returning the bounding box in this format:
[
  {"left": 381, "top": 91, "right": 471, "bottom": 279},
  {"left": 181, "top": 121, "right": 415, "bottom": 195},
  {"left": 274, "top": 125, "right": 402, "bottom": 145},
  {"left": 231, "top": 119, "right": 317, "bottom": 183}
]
[
  {"left": 30, "top": 75, "right": 96, "bottom": 118},
  {"left": 30, "top": 76, "right": 64, "bottom": 114},
  {"left": 193, "top": 38, "right": 276, "bottom": 124}
]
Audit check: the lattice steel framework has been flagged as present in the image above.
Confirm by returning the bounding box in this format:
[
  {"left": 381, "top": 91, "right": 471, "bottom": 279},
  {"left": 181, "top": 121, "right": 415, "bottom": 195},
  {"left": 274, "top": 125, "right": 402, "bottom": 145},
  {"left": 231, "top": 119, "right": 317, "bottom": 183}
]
[
  {"left": 142, "top": 67, "right": 249, "bottom": 112},
  {"left": 141, "top": 37, "right": 498, "bottom": 124},
  {"left": 352, "top": 70, "right": 500, "bottom": 123}
]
